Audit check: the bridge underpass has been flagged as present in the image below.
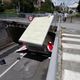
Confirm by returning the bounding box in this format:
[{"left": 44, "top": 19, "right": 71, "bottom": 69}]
[
  {"left": 0, "top": 20, "right": 29, "bottom": 49},
  {"left": 0, "top": 15, "right": 61, "bottom": 80}
]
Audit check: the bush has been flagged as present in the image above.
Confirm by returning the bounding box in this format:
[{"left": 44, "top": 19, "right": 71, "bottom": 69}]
[
  {"left": 0, "top": 4, "right": 5, "bottom": 12},
  {"left": 75, "top": 13, "right": 80, "bottom": 17},
  {"left": 77, "top": 1, "right": 80, "bottom": 13}
]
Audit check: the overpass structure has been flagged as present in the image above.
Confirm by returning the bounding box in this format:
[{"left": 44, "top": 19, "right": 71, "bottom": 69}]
[
  {"left": 0, "top": 18, "right": 29, "bottom": 29},
  {"left": 0, "top": 15, "right": 61, "bottom": 80}
]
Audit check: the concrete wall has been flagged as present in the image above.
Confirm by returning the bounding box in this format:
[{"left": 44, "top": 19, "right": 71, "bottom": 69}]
[
  {"left": 0, "top": 23, "right": 12, "bottom": 50},
  {"left": 0, "top": 21, "right": 27, "bottom": 50}
]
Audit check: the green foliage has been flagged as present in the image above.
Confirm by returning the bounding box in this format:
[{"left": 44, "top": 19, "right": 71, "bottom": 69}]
[
  {"left": 0, "top": 0, "right": 55, "bottom": 13},
  {"left": 0, "top": 4, "right": 5, "bottom": 12},
  {"left": 34, "top": 7, "right": 39, "bottom": 13},
  {"left": 40, "top": 0, "right": 54, "bottom": 13},
  {"left": 0, "top": 0, "right": 1, "bottom": 3},
  {"left": 33, "top": 0, "right": 37, "bottom": 4},
  {"left": 0, "top": 12, "right": 18, "bottom": 17},
  {"left": 69, "top": 10, "right": 73, "bottom": 14},
  {"left": 77, "top": 0, "right": 80, "bottom": 13},
  {"left": 75, "top": 13, "right": 80, "bottom": 17},
  {"left": 55, "top": 6, "right": 62, "bottom": 13},
  {"left": 20, "top": 0, "right": 35, "bottom": 13},
  {"left": 5, "top": 3, "right": 14, "bottom": 9},
  {"left": 12, "top": 0, "right": 35, "bottom": 13}
]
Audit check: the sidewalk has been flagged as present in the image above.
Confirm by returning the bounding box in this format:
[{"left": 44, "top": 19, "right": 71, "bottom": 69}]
[
  {"left": 61, "top": 22, "right": 80, "bottom": 80},
  {"left": 61, "top": 22, "right": 80, "bottom": 31}
]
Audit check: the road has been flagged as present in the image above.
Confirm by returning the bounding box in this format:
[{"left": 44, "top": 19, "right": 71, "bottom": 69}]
[
  {"left": 0, "top": 14, "right": 59, "bottom": 80},
  {"left": 0, "top": 44, "right": 50, "bottom": 80},
  {"left": 0, "top": 17, "right": 56, "bottom": 80}
]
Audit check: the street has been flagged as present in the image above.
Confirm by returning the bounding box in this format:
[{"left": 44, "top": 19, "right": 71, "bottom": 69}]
[
  {"left": 0, "top": 45, "right": 50, "bottom": 80},
  {"left": 0, "top": 16, "right": 56, "bottom": 80}
]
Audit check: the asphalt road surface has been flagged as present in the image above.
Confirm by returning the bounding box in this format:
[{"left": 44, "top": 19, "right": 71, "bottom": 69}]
[
  {"left": 0, "top": 45, "right": 50, "bottom": 80},
  {"left": 0, "top": 15, "right": 59, "bottom": 80}
]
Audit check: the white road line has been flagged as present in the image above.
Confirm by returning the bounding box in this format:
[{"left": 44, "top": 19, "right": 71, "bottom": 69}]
[
  {"left": 0, "top": 53, "right": 27, "bottom": 78},
  {"left": 63, "top": 52, "right": 80, "bottom": 62},
  {"left": 62, "top": 43, "right": 80, "bottom": 50},
  {"left": 62, "top": 33, "right": 80, "bottom": 38},
  {"left": 63, "top": 69, "right": 80, "bottom": 80},
  {"left": 62, "top": 37, "right": 80, "bottom": 42},
  {"left": 0, "top": 60, "right": 19, "bottom": 78}
]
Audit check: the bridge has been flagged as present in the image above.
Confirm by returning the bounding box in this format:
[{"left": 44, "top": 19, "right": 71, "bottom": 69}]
[{"left": 0, "top": 14, "right": 61, "bottom": 80}]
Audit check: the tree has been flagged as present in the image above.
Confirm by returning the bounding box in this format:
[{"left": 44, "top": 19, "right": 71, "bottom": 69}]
[
  {"left": 77, "top": 0, "right": 80, "bottom": 12},
  {"left": 40, "top": 0, "right": 55, "bottom": 13},
  {"left": 20, "top": 0, "right": 35, "bottom": 13},
  {"left": 0, "top": 4, "right": 5, "bottom": 12},
  {"left": 12, "top": 0, "right": 35, "bottom": 13},
  {"left": 0, "top": 0, "right": 14, "bottom": 9}
]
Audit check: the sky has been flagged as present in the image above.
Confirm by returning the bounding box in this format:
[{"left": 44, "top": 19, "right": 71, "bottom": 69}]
[{"left": 52, "top": 0, "right": 79, "bottom": 6}]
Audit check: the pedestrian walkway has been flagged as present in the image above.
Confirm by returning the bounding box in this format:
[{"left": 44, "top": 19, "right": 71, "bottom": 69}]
[{"left": 61, "top": 27, "right": 80, "bottom": 80}]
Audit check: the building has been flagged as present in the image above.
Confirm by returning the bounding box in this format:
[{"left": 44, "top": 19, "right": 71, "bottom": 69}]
[{"left": 68, "top": 3, "right": 78, "bottom": 13}]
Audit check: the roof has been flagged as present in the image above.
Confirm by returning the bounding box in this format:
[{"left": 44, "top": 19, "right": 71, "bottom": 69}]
[{"left": 19, "top": 15, "right": 54, "bottom": 46}]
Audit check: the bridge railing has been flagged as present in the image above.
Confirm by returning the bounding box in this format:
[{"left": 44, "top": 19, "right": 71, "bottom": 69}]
[{"left": 46, "top": 16, "right": 61, "bottom": 80}]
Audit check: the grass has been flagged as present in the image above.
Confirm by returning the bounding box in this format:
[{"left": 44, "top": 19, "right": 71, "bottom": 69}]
[
  {"left": 71, "top": 13, "right": 80, "bottom": 18},
  {"left": 75, "top": 13, "right": 80, "bottom": 17},
  {"left": 0, "top": 9, "right": 18, "bottom": 18}
]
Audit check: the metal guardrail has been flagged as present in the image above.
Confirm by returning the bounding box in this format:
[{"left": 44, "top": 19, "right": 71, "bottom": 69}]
[{"left": 46, "top": 16, "right": 61, "bottom": 80}]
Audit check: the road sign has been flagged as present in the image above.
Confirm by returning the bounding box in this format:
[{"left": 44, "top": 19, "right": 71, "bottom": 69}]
[{"left": 28, "top": 16, "right": 33, "bottom": 21}]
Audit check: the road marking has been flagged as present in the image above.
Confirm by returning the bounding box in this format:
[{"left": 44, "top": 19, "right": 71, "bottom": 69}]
[
  {"left": 0, "top": 60, "right": 19, "bottom": 78},
  {"left": 62, "top": 43, "right": 80, "bottom": 50},
  {"left": 63, "top": 69, "right": 80, "bottom": 80},
  {"left": 0, "top": 53, "right": 27, "bottom": 78},
  {"left": 63, "top": 52, "right": 80, "bottom": 63},
  {"left": 62, "top": 33, "right": 80, "bottom": 38},
  {"left": 62, "top": 37, "right": 80, "bottom": 42}
]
